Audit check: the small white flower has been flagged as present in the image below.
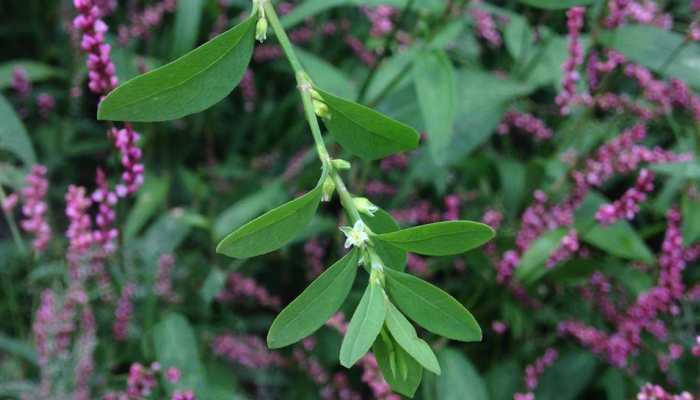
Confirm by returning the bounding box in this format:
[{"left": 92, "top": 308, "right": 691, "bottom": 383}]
[{"left": 340, "top": 220, "right": 369, "bottom": 249}]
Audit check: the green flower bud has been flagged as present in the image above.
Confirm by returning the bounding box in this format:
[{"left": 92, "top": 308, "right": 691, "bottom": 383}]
[
  {"left": 353, "top": 197, "right": 379, "bottom": 217},
  {"left": 256, "top": 18, "right": 268, "bottom": 42},
  {"left": 313, "top": 99, "right": 330, "bottom": 119},
  {"left": 322, "top": 176, "right": 336, "bottom": 202},
  {"left": 331, "top": 159, "right": 351, "bottom": 170}
]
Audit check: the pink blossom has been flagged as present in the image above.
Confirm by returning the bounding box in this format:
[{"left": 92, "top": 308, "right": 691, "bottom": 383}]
[
  {"left": 73, "top": 0, "right": 119, "bottom": 96},
  {"left": 113, "top": 283, "right": 135, "bottom": 341},
  {"left": 156, "top": 254, "right": 180, "bottom": 302},
  {"left": 172, "top": 390, "right": 196, "bottom": 400},
  {"left": 498, "top": 110, "right": 553, "bottom": 141},
  {"left": 217, "top": 272, "right": 280, "bottom": 309},
  {"left": 110, "top": 124, "right": 145, "bottom": 196},
  {"left": 212, "top": 333, "right": 283, "bottom": 368},
  {"left": 2, "top": 193, "right": 19, "bottom": 213},
  {"left": 36, "top": 93, "right": 56, "bottom": 118},
  {"left": 556, "top": 7, "right": 587, "bottom": 115},
  {"left": 11, "top": 67, "right": 31, "bottom": 96},
  {"left": 20, "top": 165, "right": 52, "bottom": 253},
  {"left": 546, "top": 229, "right": 579, "bottom": 268},
  {"left": 118, "top": 0, "right": 177, "bottom": 44},
  {"left": 92, "top": 168, "right": 119, "bottom": 255},
  {"left": 165, "top": 367, "right": 181, "bottom": 383},
  {"left": 470, "top": 5, "right": 502, "bottom": 47},
  {"left": 596, "top": 169, "right": 655, "bottom": 225}
]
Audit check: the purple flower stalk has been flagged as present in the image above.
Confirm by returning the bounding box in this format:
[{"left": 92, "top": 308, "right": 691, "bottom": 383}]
[
  {"left": 11, "top": 67, "right": 32, "bottom": 97},
  {"left": 212, "top": 333, "right": 283, "bottom": 368},
  {"left": 596, "top": 168, "right": 654, "bottom": 225},
  {"left": 118, "top": 0, "right": 177, "bottom": 44},
  {"left": 73, "top": 0, "right": 119, "bottom": 96},
  {"left": 65, "top": 185, "right": 93, "bottom": 272},
  {"left": 546, "top": 229, "right": 579, "bottom": 268},
  {"left": 497, "top": 110, "right": 553, "bottom": 141},
  {"left": 110, "top": 125, "right": 145, "bottom": 197},
  {"left": 217, "top": 272, "right": 281, "bottom": 309},
  {"left": 362, "top": 5, "right": 396, "bottom": 38},
  {"left": 113, "top": 282, "right": 135, "bottom": 341},
  {"left": 470, "top": 6, "right": 502, "bottom": 47},
  {"left": 514, "top": 348, "right": 558, "bottom": 399},
  {"left": 556, "top": 7, "right": 586, "bottom": 115},
  {"left": 20, "top": 165, "right": 52, "bottom": 253},
  {"left": 92, "top": 168, "right": 119, "bottom": 255},
  {"left": 36, "top": 93, "right": 56, "bottom": 118},
  {"left": 155, "top": 254, "right": 180, "bottom": 302}
]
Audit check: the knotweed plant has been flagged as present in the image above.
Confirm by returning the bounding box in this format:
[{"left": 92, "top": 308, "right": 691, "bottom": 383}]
[{"left": 96, "top": 0, "right": 494, "bottom": 396}]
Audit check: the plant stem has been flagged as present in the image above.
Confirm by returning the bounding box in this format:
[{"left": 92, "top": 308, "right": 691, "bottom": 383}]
[
  {"left": 264, "top": 1, "right": 362, "bottom": 224},
  {"left": 0, "top": 185, "right": 26, "bottom": 254}
]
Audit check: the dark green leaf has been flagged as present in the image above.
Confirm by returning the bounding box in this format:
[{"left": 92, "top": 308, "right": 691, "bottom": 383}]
[
  {"left": 485, "top": 359, "right": 520, "bottom": 400},
  {"left": 316, "top": 88, "right": 420, "bottom": 160},
  {"left": 414, "top": 50, "right": 455, "bottom": 163},
  {"left": 519, "top": 0, "right": 595, "bottom": 9},
  {"left": 153, "top": 313, "right": 207, "bottom": 394},
  {"left": 124, "top": 176, "right": 170, "bottom": 239},
  {"left": 200, "top": 268, "right": 227, "bottom": 305},
  {"left": 385, "top": 301, "right": 441, "bottom": 374},
  {"left": 535, "top": 350, "right": 597, "bottom": 400},
  {"left": 514, "top": 228, "right": 567, "bottom": 284},
  {"left": 268, "top": 249, "right": 360, "bottom": 349},
  {"left": 362, "top": 208, "right": 407, "bottom": 270},
  {"left": 374, "top": 329, "right": 423, "bottom": 397},
  {"left": 216, "top": 185, "right": 323, "bottom": 259},
  {"left": 171, "top": 0, "right": 205, "bottom": 57},
  {"left": 682, "top": 194, "right": 700, "bottom": 245},
  {"left": 0, "top": 334, "right": 37, "bottom": 366},
  {"left": 600, "top": 25, "right": 700, "bottom": 88},
  {"left": 340, "top": 281, "right": 386, "bottom": 367},
  {"left": 280, "top": 0, "right": 440, "bottom": 28},
  {"left": 436, "top": 348, "right": 488, "bottom": 400},
  {"left": 98, "top": 14, "right": 256, "bottom": 122},
  {"left": 0, "top": 94, "right": 36, "bottom": 165},
  {"left": 375, "top": 221, "right": 495, "bottom": 256},
  {"left": 384, "top": 268, "right": 482, "bottom": 342}
]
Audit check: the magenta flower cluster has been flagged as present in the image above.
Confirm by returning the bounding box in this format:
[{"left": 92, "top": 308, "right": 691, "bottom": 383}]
[
  {"left": 113, "top": 283, "right": 136, "bottom": 341},
  {"left": 212, "top": 333, "right": 284, "bottom": 368},
  {"left": 497, "top": 110, "right": 553, "bottom": 141},
  {"left": 118, "top": 0, "right": 177, "bottom": 44},
  {"left": 596, "top": 168, "right": 654, "bottom": 225},
  {"left": 362, "top": 5, "right": 396, "bottom": 37},
  {"left": 556, "top": 7, "right": 586, "bottom": 115},
  {"left": 514, "top": 347, "right": 558, "bottom": 400},
  {"left": 19, "top": 165, "right": 52, "bottom": 253},
  {"left": 470, "top": 3, "right": 502, "bottom": 47},
  {"left": 216, "top": 272, "right": 281, "bottom": 309},
  {"left": 73, "top": 0, "right": 119, "bottom": 96},
  {"left": 110, "top": 125, "right": 145, "bottom": 197}
]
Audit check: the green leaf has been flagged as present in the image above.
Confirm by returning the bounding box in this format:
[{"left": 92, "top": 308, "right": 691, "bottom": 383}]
[
  {"left": 519, "top": 0, "right": 595, "bottom": 9},
  {"left": 414, "top": 49, "right": 456, "bottom": 164},
  {"left": 384, "top": 268, "right": 482, "bottom": 342},
  {"left": 140, "top": 210, "right": 192, "bottom": 262},
  {"left": 213, "top": 182, "right": 287, "bottom": 240},
  {"left": 535, "top": 350, "right": 597, "bottom": 400},
  {"left": 449, "top": 69, "right": 534, "bottom": 161},
  {"left": 600, "top": 368, "right": 627, "bottom": 400},
  {"left": 385, "top": 301, "right": 441, "bottom": 374},
  {"left": 436, "top": 348, "right": 488, "bottom": 400},
  {"left": 374, "top": 329, "right": 424, "bottom": 397},
  {"left": 0, "top": 94, "right": 35, "bottom": 165},
  {"left": 98, "top": 14, "right": 256, "bottom": 122},
  {"left": 0, "top": 334, "right": 37, "bottom": 366},
  {"left": 268, "top": 249, "right": 360, "bottom": 349},
  {"left": 316, "top": 88, "right": 420, "bottom": 160},
  {"left": 339, "top": 281, "right": 387, "bottom": 368},
  {"left": 497, "top": 158, "right": 527, "bottom": 220},
  {"left": 375, "top": 221, "right": 495, "bottom": 256},
  {"left": 216, "top": 184, "right": 323, "bottom": 259},
  {"left": 514, "top": 228, "right": 568, "bottom": 284},
  {"left": 485, "top": 359, "right": 520, "bottom": 400},
  {"left": 682, "top": 194, "right": 700, "bottom": 245},
  {"left": 124, "top": 176, "right": 170, "bottom": 239},
  {"left": 600, "top": 25, "right": 700, "bottom": 88},
  {"left": 574, "top": 192, "right": 654, "bottom": 262},
  {"left": 0, "top": 60, "right": 62, "bottom": 90},
  {"left": 153, "top": 313, "right": 207, "bottom": 394},
  {"left": 362, "top": 208, "right": 407, "bottom": 270},
  {"left": 297, "top": 47, "right": 357, "bottom": 100},
  {"left": 200, "top": 268, "right": 227, "bottom": 305},
  {"left": 171, "top": 0, "right": 205, "bottom": 57}
]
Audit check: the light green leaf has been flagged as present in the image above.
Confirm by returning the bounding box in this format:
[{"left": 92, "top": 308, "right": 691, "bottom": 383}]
[
  {"left": 362, "top": 208, "right": 407, "bottom": 270},
  {"left": 98, "top": 14, "right": 256, "bottom": 122},
  {"left": 384, "top": 268, "right": 482, "bottom": 342},
  {"left": 297, "top": 47, "right": 357, "bottom": 100},
  {"left": 268, "top": 249, "right": 360, "bottom": 349},
  {"left": 514, "top": 228, "right": 568, "bottom": 284},
  {"left": 217, "top": 184, "right": 323, "bottom": 259},
  {"left": 385, "top": 301, "right": 440, "bottom": 374},
  {"left": 519, "top": 0, "right": 595, "bottom": 9},
  {"left": 374, "top": 329, "right": 424, "bottom": 397},
  {"left": 600, "top": 25, "right": 700, "bottom": 88},
  {"left": 0, "top": 60, "right": 62, "bottom": 90},
  {"left": 574, "top": 192, "right": 654, "bottom": 262},
  {"left": 200, "top": 268, "right": 227, "bottom": 305},
  {"left": 213, "top": 182, "right": 286, "bottom": 240},
  {"left": 124, "top": 176, "right": 170, "bottom": 239},
  {"left": 682, "top": 194, "right": 700, "bottom": 245},
  {"left": 375, "top": 221, "right": 495, "bottom": 256},
  {"left": 317, "top": 88, "right": 420, "bottom": 160},
  {"left": 414, "top": 49, "right": 455, "bottom": 164},
  {"left": 153, "top": 313, "right": 207, "bottom": 394},
  {"left": 171, "top": 0, "right": 205, "bottom": 57},
  {"left": 0, "top": 94, "right": 35, "bottom": 165},
  {"left": 436, "top": 348, "right": 489, "bottom": 400},
  {"left": 339, "top": 281, "right": 386, "bottom": 368}
]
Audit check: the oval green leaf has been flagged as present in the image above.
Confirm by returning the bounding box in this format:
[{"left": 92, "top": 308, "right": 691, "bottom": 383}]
[
  {"left": 375, "top": 220, "right": 495, "bottom": 257},
  {"left": 0, "top": 94, "right": 36, "bottom": 165},
  {"left": 315, "top": 88, "right": 420, "bottom": 160},
  {"left": 339, "top": 281, "right": 386, "bottom": 368},
  {"left": 267, "top": 249, "right": 360, "bottom": 349},
  {"left": 373, "top": 329, "right": 424, "bottom": 397},
  {"left": 216, "top": 185, "right": 323, "bottom": 259},
  {"left": 385, "top": 301, "right": 441, "bottom": 374},
  {"left": 384, "top": 268, "right": 482, "bottom": 342},
  {"left": 98, "top": 14, "right": 256, "bottom": 122},
  {"left": 519, "top": 0, "right": 595, "bottom": 9}
]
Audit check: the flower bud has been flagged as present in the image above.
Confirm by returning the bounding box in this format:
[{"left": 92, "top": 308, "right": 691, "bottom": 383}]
[
  {"left": 331, "top": 159, "right": 351, "bottom": 170},
  {"left": 322, "top": 176, "right": 336, "bottom": 202},
  {"left": 353, "top": 197, "right": 378, "bottom": 217},
  {"left": 256, "top": 18, "right": 268, "bottom": 42},
  {"left": 313, "top": 99, "right": 330, "bottom": 119}
]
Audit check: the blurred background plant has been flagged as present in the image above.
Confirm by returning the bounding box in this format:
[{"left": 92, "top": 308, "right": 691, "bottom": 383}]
[{"left": 1, "top": 0, "right": 700, "bottom": 399}]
